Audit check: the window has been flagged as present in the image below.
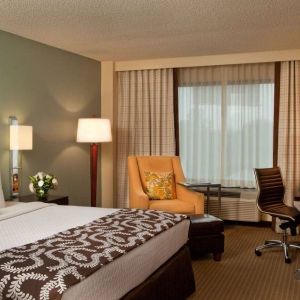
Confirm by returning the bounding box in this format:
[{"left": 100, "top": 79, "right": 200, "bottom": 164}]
[{"left": 178, "top": 64, "right": 275, "bottom": 188}]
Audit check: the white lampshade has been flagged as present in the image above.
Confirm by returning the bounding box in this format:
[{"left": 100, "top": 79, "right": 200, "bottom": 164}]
[
  {"left": 10, "top": 125, "right": 33, "bottom": 150},
  {"left": 76, "top": 118, "right": 112, "bottom": 143}
]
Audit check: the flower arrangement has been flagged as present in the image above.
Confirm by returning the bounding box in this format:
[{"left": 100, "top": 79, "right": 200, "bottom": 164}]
[{"left": 29, "top": 172, "right": 58, "bottom": 199}]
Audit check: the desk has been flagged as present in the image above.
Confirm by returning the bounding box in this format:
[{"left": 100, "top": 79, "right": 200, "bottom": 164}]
[{"left": 179, "top": 182, "right": 222, "bottom": 217}]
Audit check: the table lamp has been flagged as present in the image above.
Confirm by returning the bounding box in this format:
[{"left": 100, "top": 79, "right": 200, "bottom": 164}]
[
  {"left": 76, "top": 118, "right": 112, "bottom": 207},
  {"left": 9, "top": 116, "right": 33, "bottom": 198}
]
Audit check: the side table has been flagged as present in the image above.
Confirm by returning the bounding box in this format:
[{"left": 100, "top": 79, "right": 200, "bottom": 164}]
[
  {"left": 179, "top": 181, "right": 222, "bottom": 217},
  {"left": 13, "top": 194, "right": 69, "bottom": 205}
]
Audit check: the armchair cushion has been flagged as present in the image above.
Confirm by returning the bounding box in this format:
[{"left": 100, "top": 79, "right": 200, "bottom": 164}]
[
  {"left": 149, "top": 199, "right": 195, "bottom": 215},
  {"left": 144, "top": 171, "right": 175, "bottom": 200}
]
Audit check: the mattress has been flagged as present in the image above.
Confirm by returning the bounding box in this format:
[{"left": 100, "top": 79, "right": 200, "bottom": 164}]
[{"left": 0, "top": 202, "right": 189, "bottom": 299}]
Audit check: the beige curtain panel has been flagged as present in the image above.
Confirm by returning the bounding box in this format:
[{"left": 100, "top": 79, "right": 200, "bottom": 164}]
[
  {"left": 117, "top": 68, "right": 176, "bottom": 208},
  {"left": 178, "top": 63, "right": 275, "bottom": 86},
  {"left": 278, "top": 61, "right": 300, "bottom": 206}
]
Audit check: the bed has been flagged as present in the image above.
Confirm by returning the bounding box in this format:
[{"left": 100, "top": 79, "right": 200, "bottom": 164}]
[{"left": 0, "top": 201, "right": 195, "bottom": 300}]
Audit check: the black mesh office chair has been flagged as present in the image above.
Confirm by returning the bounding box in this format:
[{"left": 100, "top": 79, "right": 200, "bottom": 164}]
[{"left": 254, "top": 167, "right": 300, "bottom": 263}]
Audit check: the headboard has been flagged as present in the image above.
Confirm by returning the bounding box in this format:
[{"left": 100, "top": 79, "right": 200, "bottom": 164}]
[{"left": 0, "top": 172, "right": 5, "bottom": 208}]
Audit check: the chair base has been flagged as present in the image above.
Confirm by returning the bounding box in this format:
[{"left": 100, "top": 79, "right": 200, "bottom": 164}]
[{"left": 255, "top": 239, "right": 300, "bottom": 264}]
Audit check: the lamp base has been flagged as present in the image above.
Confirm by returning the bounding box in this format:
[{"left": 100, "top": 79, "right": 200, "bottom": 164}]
[
  {"left": 90, "top": 143, "right": 98, "bottom": 207},
  {"left": 10, "top": 168, "right": 20, "bottom": 199},
  {"left": 9, "top": 116, "right": 20, "bottom": 198}
]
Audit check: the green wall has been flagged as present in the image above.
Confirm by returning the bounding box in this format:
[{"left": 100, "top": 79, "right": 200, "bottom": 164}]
[{"left": 0, "top": 30, "right": 101, "bottom": 206}]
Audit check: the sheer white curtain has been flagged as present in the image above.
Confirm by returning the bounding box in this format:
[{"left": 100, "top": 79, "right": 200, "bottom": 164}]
[
  {"left": 117, "top": 68, "right": 175, "bottom": 208},
  {"left": 178, "top": 63, "right": 274, "bottom": 188}
]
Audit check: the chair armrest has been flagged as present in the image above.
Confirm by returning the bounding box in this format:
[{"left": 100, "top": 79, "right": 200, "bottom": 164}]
[
  {"left": 176, "top": 184, "right": 204, "bottom": 214},
  {"left": 129, "top": 190, "right": 149, "bottom": 210},
  {"left": 128, "top": 156, "right": 150, "bottom": 209}
]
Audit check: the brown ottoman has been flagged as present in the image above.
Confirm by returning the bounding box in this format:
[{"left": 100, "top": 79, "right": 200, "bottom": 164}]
[{"left": 188, "top": 214, "right": 224, "bottom": 261}]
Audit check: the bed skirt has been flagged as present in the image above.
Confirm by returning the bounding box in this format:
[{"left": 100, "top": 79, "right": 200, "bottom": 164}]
[{"left": 122, "top": 245, "right": 195, "bottom": 300}]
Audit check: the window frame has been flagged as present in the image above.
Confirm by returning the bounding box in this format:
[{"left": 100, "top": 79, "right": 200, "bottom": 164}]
[{"left": 173, "top": 62, "right": 281, "bottom": 177}]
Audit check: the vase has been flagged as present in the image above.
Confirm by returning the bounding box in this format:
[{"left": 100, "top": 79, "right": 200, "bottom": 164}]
[{"left": 36, "top": 190, "right": 48, "bottom": 201}]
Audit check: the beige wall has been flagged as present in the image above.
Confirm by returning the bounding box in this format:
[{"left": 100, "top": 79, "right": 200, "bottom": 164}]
[
  {"left": 115, "top": 49, "right": 300, "bottom": 71},
  {"left": 0, "top": 30, "right": 101, "bottom": 206},
  {"left": 100, "top": 62, "right": 117, "bottom": 208}
]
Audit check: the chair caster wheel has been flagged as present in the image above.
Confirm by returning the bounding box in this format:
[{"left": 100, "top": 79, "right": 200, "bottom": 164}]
[
  {"left": 255, "top": 250, "right": 262, "bottom": 256},
  {"left": 285, "top": 258, "right": 291, "bottom": 264}
]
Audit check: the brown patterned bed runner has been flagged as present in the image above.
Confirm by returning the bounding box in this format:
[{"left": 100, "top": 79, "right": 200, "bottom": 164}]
[{"left": 0, "top": 209, "right": 186, "bottom": 300}]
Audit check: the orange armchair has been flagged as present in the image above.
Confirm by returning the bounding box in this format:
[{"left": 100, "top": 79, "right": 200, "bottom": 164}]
[{"left": 128, "top": 156, "right": 204, "bottom": 215}]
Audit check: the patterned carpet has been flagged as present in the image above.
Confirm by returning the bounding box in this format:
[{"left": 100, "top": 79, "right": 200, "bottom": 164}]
[{"left": 189, "top": 225, "right": 300, "bottom": 300}]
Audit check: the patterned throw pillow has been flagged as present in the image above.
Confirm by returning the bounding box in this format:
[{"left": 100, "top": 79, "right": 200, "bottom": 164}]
[{"left": 144, "top": 171, "right": 175, "bottom": 200}]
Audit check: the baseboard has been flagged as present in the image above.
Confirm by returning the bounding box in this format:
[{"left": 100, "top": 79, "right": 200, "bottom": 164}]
[{"left": 224, "top": 220, "right": 271, "bottom": 227}]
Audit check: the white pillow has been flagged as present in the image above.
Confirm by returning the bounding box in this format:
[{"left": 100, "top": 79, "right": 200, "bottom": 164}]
[{"left": 0, "top": 172, "right": 5, "bottom": 208}]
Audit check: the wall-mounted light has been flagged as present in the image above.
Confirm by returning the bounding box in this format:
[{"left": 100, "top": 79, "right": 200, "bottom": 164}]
[
  {"left": 9, "top": 116, "right": 33, "bottom": 198},
  {"left": 76, "top": 118, "right": 112, "bottom": 207},
  {"left": 10, "top": 125, "right": 33, "bottom": 150}
]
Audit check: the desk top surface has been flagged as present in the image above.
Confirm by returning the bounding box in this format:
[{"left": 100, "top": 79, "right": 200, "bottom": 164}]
[{"left": 179, "top": 181, "right": 221, "bottom": 188}]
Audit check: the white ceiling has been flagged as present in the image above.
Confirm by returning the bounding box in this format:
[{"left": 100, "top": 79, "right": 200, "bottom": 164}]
[{"left": 0, "top": 0, "right": 300, "bottom": 62}]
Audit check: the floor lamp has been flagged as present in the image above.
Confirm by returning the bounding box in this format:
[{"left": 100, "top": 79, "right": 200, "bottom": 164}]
[{"left": 76, "top": 118, "right": 112, "bottom": 207}]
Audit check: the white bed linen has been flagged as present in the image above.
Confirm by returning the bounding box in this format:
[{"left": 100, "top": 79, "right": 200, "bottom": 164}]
[
  {"left": 0, "top": 203, "right": 189, "bottom": 300},
  {"left": 0, "top": 202, "right": 118, "bottom": 251}
]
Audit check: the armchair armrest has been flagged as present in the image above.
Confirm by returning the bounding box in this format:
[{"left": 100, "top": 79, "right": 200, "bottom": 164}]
[
  {"left": 176, "top": 184, "right": 204, "bottom": 214},
  {"left": 128, "top": 156, "right": 150, "bottom": 209},
  {"left": 130, "top": 190, "right": 149, "bottom": 210}
]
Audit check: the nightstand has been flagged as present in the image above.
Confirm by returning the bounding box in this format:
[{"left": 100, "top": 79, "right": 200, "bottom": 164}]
[{"left": 15, "top": 194, "right": 69, "bottom": 205}]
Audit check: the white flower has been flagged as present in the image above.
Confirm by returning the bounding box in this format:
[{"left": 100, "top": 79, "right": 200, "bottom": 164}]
[
  {"left": 29, "top": 183, "right": 35, "bottom": 193},
  {"left": 37, "top": 172, "right": 45, "bottom": 179},
  {"left": 46, "top": 174, "right": 51, "bottom": 179},
  {"left": 52, "top": 178, "right": 58, "bottom": 186},
  {"left": 38, "top": 180, "right": 44, "bottom": 187}
]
